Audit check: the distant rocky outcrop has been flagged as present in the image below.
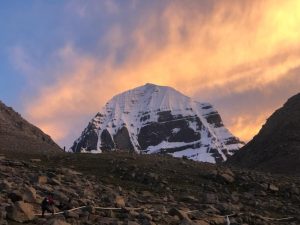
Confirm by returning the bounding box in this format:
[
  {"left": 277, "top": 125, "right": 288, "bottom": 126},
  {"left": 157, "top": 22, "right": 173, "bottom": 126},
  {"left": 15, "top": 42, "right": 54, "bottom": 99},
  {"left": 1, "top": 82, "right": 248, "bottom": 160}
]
[
  {"left": 0, "top": 101, "right": 62, "bottom": 153},
  {"left": 227, "top": 93, "right": 300, "bottom": 175},
  {"left": 71, "top": 84, "right": 243, "bottom": 163}
]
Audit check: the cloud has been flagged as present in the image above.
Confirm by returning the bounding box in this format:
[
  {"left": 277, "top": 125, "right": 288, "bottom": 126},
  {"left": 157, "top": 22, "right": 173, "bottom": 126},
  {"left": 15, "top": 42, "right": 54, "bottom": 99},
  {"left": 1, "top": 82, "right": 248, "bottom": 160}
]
[
  {"left": 66, "top": 0, "right": 119, "bottom": 18},
  {"left": 9, "top": 46, "right": 37, "bottom": 78},
  {"left": 18, "top": 0, "right": 300, "bottom": 146},
  {"left": 212, "top": 70, "right": 300, "bottom": 142}
]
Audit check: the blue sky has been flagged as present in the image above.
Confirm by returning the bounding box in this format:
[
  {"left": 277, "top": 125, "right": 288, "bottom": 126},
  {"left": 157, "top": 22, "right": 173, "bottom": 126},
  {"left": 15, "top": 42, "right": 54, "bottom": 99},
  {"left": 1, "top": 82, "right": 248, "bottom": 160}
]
[{"left": 1, "top": 0, "right": 300, "bottom": 148}]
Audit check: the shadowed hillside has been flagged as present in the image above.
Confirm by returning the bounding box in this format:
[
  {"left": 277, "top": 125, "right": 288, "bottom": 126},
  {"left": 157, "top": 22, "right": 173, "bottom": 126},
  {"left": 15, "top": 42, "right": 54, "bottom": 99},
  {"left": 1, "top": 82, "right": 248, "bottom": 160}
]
[
  {"left": 227, "top": 93, "right": 300, "bottom": 175},
  {"left": 0, "top": 101, "right": 62, "bottom": 154}
]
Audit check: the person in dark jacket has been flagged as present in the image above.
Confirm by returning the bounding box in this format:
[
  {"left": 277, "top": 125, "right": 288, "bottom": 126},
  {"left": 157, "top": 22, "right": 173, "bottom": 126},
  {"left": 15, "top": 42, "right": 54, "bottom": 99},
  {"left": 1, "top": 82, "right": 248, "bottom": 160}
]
[{"left": 41, "top": 193, "right": 54, "bottom": 217}]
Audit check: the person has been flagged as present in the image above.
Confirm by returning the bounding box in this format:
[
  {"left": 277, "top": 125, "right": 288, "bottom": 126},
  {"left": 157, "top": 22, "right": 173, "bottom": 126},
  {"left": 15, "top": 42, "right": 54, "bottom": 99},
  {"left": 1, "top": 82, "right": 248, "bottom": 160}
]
[{"left": 41, "top": 193, "right": 54, "bottom": 217}]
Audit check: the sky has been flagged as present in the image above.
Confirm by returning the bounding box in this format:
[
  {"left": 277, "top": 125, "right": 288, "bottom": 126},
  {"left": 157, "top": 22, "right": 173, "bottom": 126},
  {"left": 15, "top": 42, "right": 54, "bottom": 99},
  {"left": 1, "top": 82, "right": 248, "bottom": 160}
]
[{"left": 1, "top": 0, "right": 300, "bottom": 148}]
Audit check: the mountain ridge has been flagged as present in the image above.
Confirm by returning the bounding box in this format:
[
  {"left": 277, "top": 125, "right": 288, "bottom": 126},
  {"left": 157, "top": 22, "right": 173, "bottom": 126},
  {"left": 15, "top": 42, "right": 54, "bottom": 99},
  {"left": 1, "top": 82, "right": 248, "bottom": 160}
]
[
  {"left": 0, "top": 100, "right": 62, "bottom": 153},
  {"left": 227, "top": 92, "right": 300, "bottom": 175}
]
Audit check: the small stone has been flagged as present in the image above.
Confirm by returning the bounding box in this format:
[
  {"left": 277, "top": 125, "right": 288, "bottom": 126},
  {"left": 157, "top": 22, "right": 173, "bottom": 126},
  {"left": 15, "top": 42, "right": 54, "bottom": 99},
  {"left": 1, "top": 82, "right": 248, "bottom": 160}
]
[
  {"left": 180, "top": 195, "right": 198, "bottom": 203},
  {"left": 37, "top": 175, "right": 48, "bottom": 185},
  {"left": 46, "top": 219, "right": 72, "bottom": 225},
  {"left": 50, "top": 178, "right": 61, "bottom": 185},
  {"left": 115, "top": 195, "right": 126, "bottom": 208},
  {"left": 30, "top": 159, "right": 41, "bottom": 162},
  {"left": 129, "top": 210, "right": 139, "bottom": 218},
  {"left": 268, "top": 184, "right": 279, "bottom": 192}
]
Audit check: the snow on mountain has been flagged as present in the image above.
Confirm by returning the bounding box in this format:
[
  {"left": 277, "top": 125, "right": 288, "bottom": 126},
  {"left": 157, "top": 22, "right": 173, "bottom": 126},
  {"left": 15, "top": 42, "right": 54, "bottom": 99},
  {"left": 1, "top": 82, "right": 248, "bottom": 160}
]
[{"left": 71, "top": 83, "right": 243, "bottom": 163}]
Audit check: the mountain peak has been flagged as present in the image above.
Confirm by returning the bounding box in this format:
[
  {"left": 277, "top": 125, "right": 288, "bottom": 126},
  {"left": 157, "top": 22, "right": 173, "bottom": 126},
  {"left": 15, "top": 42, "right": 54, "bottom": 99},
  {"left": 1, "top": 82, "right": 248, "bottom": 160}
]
[
  {"left": 144, "top": 82, "right": 157, "bottom": 87},
  {"left": 71, "top": 85, "right": 243, "bottom": 163}
]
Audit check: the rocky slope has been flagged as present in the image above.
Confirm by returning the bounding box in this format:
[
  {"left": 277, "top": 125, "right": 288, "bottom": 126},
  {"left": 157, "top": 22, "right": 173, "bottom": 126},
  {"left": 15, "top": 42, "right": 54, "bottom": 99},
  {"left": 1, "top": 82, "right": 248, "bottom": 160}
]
[
  {"left": 0, "top": 101, "right": 61, "bottom": 153},
  {"left": 71, "top": 84, "right": 243, "bottom": 163},
  {"left": 0, "top": 152, "right": 299, "bottom": 225},
  {"left": 227, "top": 93, "right": 300, "bottom": 175}
]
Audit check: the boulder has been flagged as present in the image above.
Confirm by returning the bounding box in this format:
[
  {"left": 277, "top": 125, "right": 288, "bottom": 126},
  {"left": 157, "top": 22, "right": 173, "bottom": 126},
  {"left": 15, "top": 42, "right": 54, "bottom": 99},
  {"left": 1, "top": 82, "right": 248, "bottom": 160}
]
[
  {"left": 127, "top": 221, "right": 140, "bottom": 225},
  {"left": 0, "top": 208, "right": 6, "bottom": 220},
  {"left": 218, "top": 173, "right": 235, "bottom": 183},
  {"left": 194, "top": 220, "right": 209, "bottom": 225},
  {"left": 209, "top": 217, "right": 225, "bottom": 225},
  {"left": 169, "top": 208, "right": 190, "bottom": 220},
  {"left": 139, "top": 212, "right": 153, "bottom": 221},
  {"left": 179, "top": 218, "right": 196, "bottom": 225},
  {"left": 0, "top": 220, "right": 8, "bottom": 225},
  {"left": 0, "top": 180, "right": 12, "bottom": 191},
  {"left": 22, "top": 186, "right": 37, "bottom": 203},
  {"left": 8, "top": 191, "right": 23, "bottom": 202},
  {"left": 203, "top": 193, "right": 218, "bottom": 204},
  {"left": 6, "top": 201, "right": 35, "bottom": 222},
  {"left": 53, "top": 190, "right": 69, "bottom": 203},
  {"left": 64, "top": 210, "right": 79, "bottom": 219},
  {"left": 46, "top": 219, "right": 72, "bottom": 225}
]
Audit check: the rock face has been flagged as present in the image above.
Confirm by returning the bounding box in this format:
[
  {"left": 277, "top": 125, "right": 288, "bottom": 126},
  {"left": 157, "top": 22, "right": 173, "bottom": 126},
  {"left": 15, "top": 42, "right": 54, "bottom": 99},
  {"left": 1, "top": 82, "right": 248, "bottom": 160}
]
[
  {"left": 71, "top": 84, "right": 243, "bottom": 163},
  {"left": 0, "top": 101, "right": 61, "bottom": 153},
  {"left": 228, "top": 93, "right": 300, "bottom": 175}
]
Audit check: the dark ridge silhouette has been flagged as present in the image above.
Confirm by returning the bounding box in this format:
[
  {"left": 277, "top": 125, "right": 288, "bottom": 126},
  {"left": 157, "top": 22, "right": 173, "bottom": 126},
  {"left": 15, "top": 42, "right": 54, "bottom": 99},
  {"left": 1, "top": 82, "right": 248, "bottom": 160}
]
[
  {"left": 227, "top": 93, "right": 300, "bottom": 175},
  {"left": 0, "top": 100, "right": 62, "bottom": 154}
]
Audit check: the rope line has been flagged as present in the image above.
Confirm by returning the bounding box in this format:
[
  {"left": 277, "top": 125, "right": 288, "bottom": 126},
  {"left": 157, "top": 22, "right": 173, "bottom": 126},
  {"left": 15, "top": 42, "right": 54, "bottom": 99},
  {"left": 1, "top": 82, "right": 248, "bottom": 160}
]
[
  {"left": 35, "top": 205, "right": 296, "bottom": 222},
  {"left": 186, "top": 210, "right": 295, "bottom": 222},
  {"left": 35, "top": 206, "right": 87, "bottom": 216},
  {"left": 34, "top": 205, "right": 142, "bottom": 216},
  {"left": 249, "top": 213, "right": 295, "bottom": 221}
]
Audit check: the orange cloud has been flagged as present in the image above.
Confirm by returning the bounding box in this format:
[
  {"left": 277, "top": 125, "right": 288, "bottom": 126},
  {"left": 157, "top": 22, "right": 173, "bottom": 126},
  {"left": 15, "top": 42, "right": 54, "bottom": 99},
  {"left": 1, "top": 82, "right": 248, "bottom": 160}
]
[
  {"left": 227, "top": 113, "right": 271, "bottom": 143},
  {"left": 23, "top": 0, "right": 300, "bottom": 146}
]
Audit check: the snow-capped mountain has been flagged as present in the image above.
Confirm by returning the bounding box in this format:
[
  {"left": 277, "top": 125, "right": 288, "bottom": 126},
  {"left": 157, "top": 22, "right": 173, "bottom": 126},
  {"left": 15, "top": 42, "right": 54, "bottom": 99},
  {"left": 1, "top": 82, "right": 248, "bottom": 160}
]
[{"left": 71, "top": 83, "right": 243, "bottom": 163}]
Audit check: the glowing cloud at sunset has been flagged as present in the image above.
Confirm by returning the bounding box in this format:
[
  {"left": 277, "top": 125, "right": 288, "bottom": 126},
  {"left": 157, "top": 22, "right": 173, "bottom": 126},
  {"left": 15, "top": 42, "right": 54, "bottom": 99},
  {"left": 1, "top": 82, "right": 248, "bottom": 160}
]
[{"left": 10, "top": 0, "right": 300, "bottom": 147}]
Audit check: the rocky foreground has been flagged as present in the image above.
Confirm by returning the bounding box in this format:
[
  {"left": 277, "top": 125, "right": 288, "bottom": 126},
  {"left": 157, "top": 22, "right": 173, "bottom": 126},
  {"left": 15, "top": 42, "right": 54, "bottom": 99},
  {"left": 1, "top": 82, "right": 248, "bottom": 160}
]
[{"left": 0, "top": 152, "right": 299, "bottom": 225}]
